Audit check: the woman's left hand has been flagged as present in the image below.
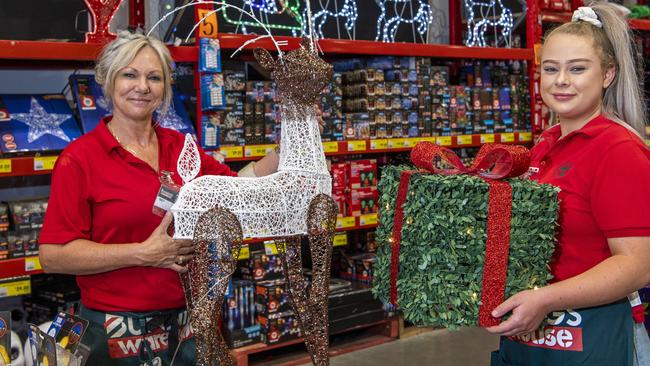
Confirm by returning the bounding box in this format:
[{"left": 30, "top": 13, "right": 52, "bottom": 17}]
[{"left": 485, "top": 288, "right": 551, "bottom": 336}]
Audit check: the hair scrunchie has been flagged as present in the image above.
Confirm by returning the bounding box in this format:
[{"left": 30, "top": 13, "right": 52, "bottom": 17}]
[{"left": 572, "top": 6, "right": 603, "bottom": 28}]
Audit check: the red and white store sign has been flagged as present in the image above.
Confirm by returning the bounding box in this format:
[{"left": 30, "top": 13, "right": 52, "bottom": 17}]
[{"left": 510, "top": 326, "right": 583, "bottom": 352}]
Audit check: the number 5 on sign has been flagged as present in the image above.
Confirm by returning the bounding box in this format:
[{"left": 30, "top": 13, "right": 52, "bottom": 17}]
[{"left": 197, "top": 9, "right": 219, "bottom": 38}]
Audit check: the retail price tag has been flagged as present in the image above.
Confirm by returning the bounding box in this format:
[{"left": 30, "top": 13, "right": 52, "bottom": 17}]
[
  {"left": 518, "top": 132, "right": 533, "bottom": 142},
  {"left": 0, "top": 159, "right": 10, "bottom": 174},
  {"left": 244, "top": 144, "right": 275, "bottom": 157},
  {"left": 333, "top": 233, "right": 348, "bottom": 247},
  {"left": 420, "top": 137, "right": 437, "bottom": 144},
  {"left": 25, "top": 257, "right": 41, "bottom": 271},
  {"left": 264, "top": 241, "right": 279, "bottom": 255},
  {"left": 387, "top": 138, "right": 405, "bottom": 149},
  {"left": 501, "top": 133, "right": 515, "bottom": 143},
  {"left": 370, "top": 139, "right": 388, "bottom": 150},
  {"left": 197, "top": 8, "right": 219, "bottom": 38},
  {"left": 322, "top": 141, "right": 339, "bottom": 153},
  {"left": 457, "top": 135, "right": 473, "bottom": 145},
  {"left": 336, "top": 216, "right": 356, "bottom": 229},
  {"left": 437, "top": 136, "right": 452, "bottom": 146},
  {"left": 359, "top": 213, "right": 378, "bottom": 226},
  {"left": 237, "top": 245, "right": 250, "bottom": 260},
  {"left": 480, "top": 134, "right": 495, "bottom": 144},
  {"left": 403, "top": 138, "right": 420, "bottom": 148},
  {"left": 219, "top": 146, "right": 243, "bottom": 159},
  {"left": 33, "top": 156, "right": 57, "bottom": 171},
  {"left": 0, "top": 278, "right": 31, "bottom": 298},
  {"left": 347, "top": 140, "right": 367, "bottom": 152}
]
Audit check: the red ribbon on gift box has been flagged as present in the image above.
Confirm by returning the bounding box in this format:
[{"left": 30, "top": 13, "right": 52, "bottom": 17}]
[{"left": 390, "top": 141, "right": 530, "bottom": 327}]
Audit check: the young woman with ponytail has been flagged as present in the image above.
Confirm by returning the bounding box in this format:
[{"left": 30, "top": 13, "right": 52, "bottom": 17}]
[{"left": 487, "top": 2, "right": 650, "bottom": 365}]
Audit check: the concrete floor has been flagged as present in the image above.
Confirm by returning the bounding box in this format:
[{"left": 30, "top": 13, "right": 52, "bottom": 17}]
[{"left": 329, "top": 327, "right": 500, "bottom": 366}]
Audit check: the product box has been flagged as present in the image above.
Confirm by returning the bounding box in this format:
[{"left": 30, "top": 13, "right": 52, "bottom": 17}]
[
  {"left": 28, "top": 323, "right": 58, "bottom": 366},
  {"left": 330, "top": 162, "right": 348, "bottom": 192},
  {"left": 0, "top": 94, "right": 82, "bottom": 153},
  {"left": 339, "top": 252, "right": 356, "bottom": 280},
  {"left": 201, "top": 74, "right": 226, "bottom": 111},
  {"left": 347, "top": 160, "right": 378, "bottom": 189},
  {"left": 47, "top": 312, "right": 88, "bottom": 354},
  {"left": 9, "top": 198, "right": 48, "bottom": 233},
  {"left": 199, "top": 38, "right": 221, "bottom": 73},
  {"left": 0, "top": 311, "right": 10, "bottom": 365},
  {"left": 224, "top": 71, "right": 246, "bottom": 92},
  {"left": 223, "top": 280, "right": 260, "bottom": 347},
  {"left": 258, "top": 311, "right": 301, "bottom": 345},
  {"left": 255, "top": 280, "right": 291, "bottom": 315},
  {"left": 200, "top": 112, "right": 221, "bottom": 149},
  {"left": 331, "top": 188, "right": 348, "bottom": 217},
  {"left": 239, "top": 250, "right": 284, "bottom": 282},
  {"left": 223, "top": 324, "right": 261, "bottom": 349},
  {"left": 354, "top": 253, "right": 376, "bottom": 284}
]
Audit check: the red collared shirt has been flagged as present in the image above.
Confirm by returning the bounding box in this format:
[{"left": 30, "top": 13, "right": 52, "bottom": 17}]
[
  {"left": 39, "top": 117, "right": 236, "bottom": 312},
  {"left": 529, "top": 115, "right": 650, "bottom": 281}
]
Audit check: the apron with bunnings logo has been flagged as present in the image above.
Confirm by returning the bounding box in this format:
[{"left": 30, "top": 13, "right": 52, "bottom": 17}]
[{"left": 491, "top": 299, "right": 633, "bottom": 366}]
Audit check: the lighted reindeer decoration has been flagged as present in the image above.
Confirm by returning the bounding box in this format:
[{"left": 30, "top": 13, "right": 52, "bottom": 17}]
[{"left": 171, "top": 38, "right": 338, "bottom": 366}]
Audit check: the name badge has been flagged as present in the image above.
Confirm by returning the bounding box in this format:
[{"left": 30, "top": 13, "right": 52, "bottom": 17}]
[{"left": 152, "top": 170, "right": 180, "bottom": 217}]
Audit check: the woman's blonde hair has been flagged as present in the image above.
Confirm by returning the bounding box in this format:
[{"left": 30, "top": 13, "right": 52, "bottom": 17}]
[
  {"left": 544, "top": 1, "right": 647, "bottom": 139},
  {"left": 95, "top": 31, "right": 174, "bottom": 114}
]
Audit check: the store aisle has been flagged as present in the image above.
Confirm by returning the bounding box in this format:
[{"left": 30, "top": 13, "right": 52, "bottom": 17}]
[{"left": 329, "top": 327, "right": 500, "bottom": 366}]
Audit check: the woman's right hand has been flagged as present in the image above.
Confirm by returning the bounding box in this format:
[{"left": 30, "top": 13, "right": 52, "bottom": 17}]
[{"left": 139, "top": 212, "right": 195, "bottom": 273}]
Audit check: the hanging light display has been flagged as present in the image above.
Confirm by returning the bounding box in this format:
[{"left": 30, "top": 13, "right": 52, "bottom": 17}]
[
  {"left": 375, "top": 0, "right": 433, "bottom": 43},
  {"left": 464, "top": 0, "right": 514, "bottom": 47},
  {"left": 303, "top": 0, "right": 358, "bottom": 39}
]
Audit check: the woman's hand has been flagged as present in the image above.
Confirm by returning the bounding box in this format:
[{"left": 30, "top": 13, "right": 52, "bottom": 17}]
[
  {"left": 485, "top": 288, "right": 551, "bottom": 337},
  {"left": 139, "top": 212, "right": 195, "bottom": 273}
]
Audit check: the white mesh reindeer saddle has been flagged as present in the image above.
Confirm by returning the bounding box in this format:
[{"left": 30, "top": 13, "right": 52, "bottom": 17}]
[{"left": 171, "top": 39, "right": 333, "bottom": 240}]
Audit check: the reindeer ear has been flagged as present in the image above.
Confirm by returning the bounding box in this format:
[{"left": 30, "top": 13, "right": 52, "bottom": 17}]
[
  {"left": 177, "top": 133, "right": 201, "bottom": 185},
  {"left": 253, "top": 48, "right": 275, "bottom": 71}
]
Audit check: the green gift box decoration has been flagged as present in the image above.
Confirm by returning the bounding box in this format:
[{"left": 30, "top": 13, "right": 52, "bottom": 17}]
[{"left": 372, "top": 142, "right": 560, "bottom": 328}]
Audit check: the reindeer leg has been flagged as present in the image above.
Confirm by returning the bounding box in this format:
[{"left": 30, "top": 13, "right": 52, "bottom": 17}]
[
  {"left": 277, "top": 236, "right": 312, "bottom": 347},
  {"left": 187, "top": 206, "right": 243, "bottom": 366}
]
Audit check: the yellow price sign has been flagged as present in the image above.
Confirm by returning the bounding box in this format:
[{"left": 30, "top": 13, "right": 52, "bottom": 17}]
[
  {"left": 403, "top": 138, "right": 420, "bottom": 148},
  {"left": 336, "top": 216, "right": 356, "bottom": 229},
  {"left": 237, "top": 245, "right": 250, "bottom": 260},
  {"left": 359, "top": 213, "right": 378, "bottom": 226},
  {"left": 500, "top": 133, "right": 515, "bottom": 143},
  {"left": 333, "top": 233, "right": 348, "bottom": 247},
  {"left": 518, "top": 132, "right": 533, "bottom": 142},
  {"left": 322, "top": 141, "right": 339, "bottom": 153},
  {"left": 25, "top": 257, "right": 41, "bottom": 271},
  {"left": 347, "top": 140, "right": 367, "bottom": 152},
  {"left": 33, "top": 156, "right": 57, "bottom": 171},
  {"left": 219, "top": 146, "right": 243, "bottom": 159},
  {"left": 264, "top": 241, "right": 279, "bottom": 255},
  {"left": 197, "top": 8, "right": 219, "bottom": 38},
  {"left": 245, "top": 144, "right": 275, "bottom": 157},
  {"left": 457, "top": 135, "right": 473, "bottom": 145},
  {"left": 420, "top": 137, "right": 437, "bottom": 144},
  {"left": 437, "top": 136, "right": 452, "bottom": 146},
  {"left": 387, "top": 138, "right": 405, "bottom": 149},
  {"left": 0, "top": 159, "right": 11, "bottom": 174},
  {"left": 370, "top": 139, "right": 388, "bottom": 150},
  {"left": 480, "top": 134, "right": 495, "bottom": 144},
  {"left": 0, "top": 278, "right": 31, "bottom": 298}
]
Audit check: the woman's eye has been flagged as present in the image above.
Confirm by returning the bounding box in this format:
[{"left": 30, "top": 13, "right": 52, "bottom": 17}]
[
  {"left": 543, "top": 67, "right": 557, "bottom": 73},
  {"left": 122, "top": 72, "right": 135, "bottom": 78},
  {"left": 570, "top": 67, "right": 586, "bottom": 73},
  {"left": 149, "top": 75, "right": 162, "bottom": 81}
]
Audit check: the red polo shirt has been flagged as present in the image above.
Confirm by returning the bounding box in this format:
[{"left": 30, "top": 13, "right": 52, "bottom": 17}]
[
  {"left": 529, "top": 115, "right": 650, "bottom": 281},
  {"left": 39, "top": 117, "right": 236, "bottom": 312}
]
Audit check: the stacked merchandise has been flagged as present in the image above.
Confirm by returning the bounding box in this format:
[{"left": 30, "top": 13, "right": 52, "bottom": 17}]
[
  {"left": 198, "top": 38, "right": 226, "bottom": 148},
  {"left": 222, "top": 280, "right": 261, "bottom": 348},
  {"left": 329, "top": 158, "right": 379, "bottom": 219},
  {"left": 243, "top": 81, "right": 281, "bottom": 145},
  {"left": 24, "top": 275, "right": 80, "bottom": 326},
  {"left": 201, "top": 69, "right": 246, "bottom": 148},
  {"left": 0, "top": 199, "right": 47, "bottom": 260},
  {"left": 320, "top": 71, "right": 344, "bottom": 142}
]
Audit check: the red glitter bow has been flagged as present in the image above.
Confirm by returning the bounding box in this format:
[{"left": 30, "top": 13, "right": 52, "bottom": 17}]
[{"left": 390, "top": 142, "right": 530, "bottom": 327}]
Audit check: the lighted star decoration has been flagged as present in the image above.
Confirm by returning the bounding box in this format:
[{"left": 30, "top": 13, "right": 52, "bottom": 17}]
[
  {"left": 375, "top": 0, "right": 433, "bottom": 43},
  {"left": 303, "top": 0, "right": 358, "bottom": 39},
  {"left": 155, "top": 104, "right": 188, "bottom": 131},
  {"left": 12, "top": 97, "right": 72, "bottom": 143},
  {"left": 464, "top": 0, "right": 514, "bottom": 47}
]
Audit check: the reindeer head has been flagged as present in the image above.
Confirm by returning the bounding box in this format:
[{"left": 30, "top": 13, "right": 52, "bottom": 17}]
[{"left": 254, "top": 38, "right": 333, "bottom": 106}]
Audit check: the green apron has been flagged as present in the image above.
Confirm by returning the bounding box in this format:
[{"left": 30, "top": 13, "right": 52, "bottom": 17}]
[
  {"left": 491, "top": 299, "right": 634, "bottom": 366},
  {"left": 78, "top": 305, "right": 195, "bottom": 366}
]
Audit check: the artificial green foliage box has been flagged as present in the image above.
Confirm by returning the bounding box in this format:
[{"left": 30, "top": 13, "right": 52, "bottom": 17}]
[{"left": 372, "top": 165, "right": 560, "bottom": 328}]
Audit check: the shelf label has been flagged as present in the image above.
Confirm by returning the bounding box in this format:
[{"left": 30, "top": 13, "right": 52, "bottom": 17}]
[
  {"left": 457, "top": 135, "right": 473, "bottom": 145},
  {"left": 244, "top": 144, "right": 275, "bottom": 158},
  {"left": 219, "top": 146, "right": 243, "bottom": 159},
  {"left": 0, "top": 159, "right": 11, "bottom": 174},
  {"left": 197, "top": 8, "right": 219, "bottom": 38},
  {"left": 333, "top": 233, "right": 348, "bottom": 247},
  {"left": 25, "top": 257, "right": 41, "bottom": 271},
  {"left": 347, "top": 140, "right": 367, "bottom": 152},
  {"left": 336, "top": 216, "right": 356, "bottom": 229},
  {"left": 359, "top": 213, "right": 378, "bottom": 226},
  {"left": 237, "top": 245, "right": 250, "bottom": 260},
  {"left": 437, "top": 136, "right": 452, "bottom": 146},
  {"left": 370, "top": 139, "right": 388, "bottom": 150},
  {"left": 322, "top": 141, "right": 339, "bottom": 153},
  {"left": 480, "top": 134, "right": 495, "bottom": 144},
  {"left": 501, "top": 133, "right": 515, "bottom": 143},
  {"left": 387, "top": 138, "right": 405, "bottom": 149},
  {"left": 420, "top": 137, "right": 437, "bottom": 144},
  {"left": 0, "top": 278, "right": 31, "bottom": 298},
  {"left": 518, "top": 132, "right": 532, "bottom": 142},
  {"left": 33, "top": 156, "right": 57, "bottom": 171},
  {"left": 403, "top": 138, "right": 420, "bottom": 148}
]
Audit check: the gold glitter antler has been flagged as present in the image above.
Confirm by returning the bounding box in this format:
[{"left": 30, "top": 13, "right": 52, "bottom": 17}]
[{"left": 187, "top": 206, "right": 243, "bottom": 366}]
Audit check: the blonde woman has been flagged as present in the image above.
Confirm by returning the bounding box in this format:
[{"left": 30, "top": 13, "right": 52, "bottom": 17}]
[
  {"left": 38, "top": 31, "right": 278, "bottom": 365},
  {"left": 487, "top": 2, "right": 650, "bottom": 365}
]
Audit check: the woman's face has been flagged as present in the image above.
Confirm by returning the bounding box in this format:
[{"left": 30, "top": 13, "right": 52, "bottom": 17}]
[
  {"left": 540, "top": 34, "right": 614, "bottom": 124},
  {"left": 112, "top": 46, "right": 164, "bottom": 122}
]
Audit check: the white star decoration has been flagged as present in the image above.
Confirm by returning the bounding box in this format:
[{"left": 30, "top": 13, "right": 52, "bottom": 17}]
[
  {"left": 156, "top": 104, "right": 187, "bottom": 131},
  {"left": 12, "top": 97, "right": 72, "bottom": 143}
]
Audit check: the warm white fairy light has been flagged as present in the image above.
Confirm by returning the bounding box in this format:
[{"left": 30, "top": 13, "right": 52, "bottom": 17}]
[
  {"left": 463, "top": 0, "right": 514, "bottom": 47},
  {"left": 375, "top": 0, "right": 433, "bottom": 43}
]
